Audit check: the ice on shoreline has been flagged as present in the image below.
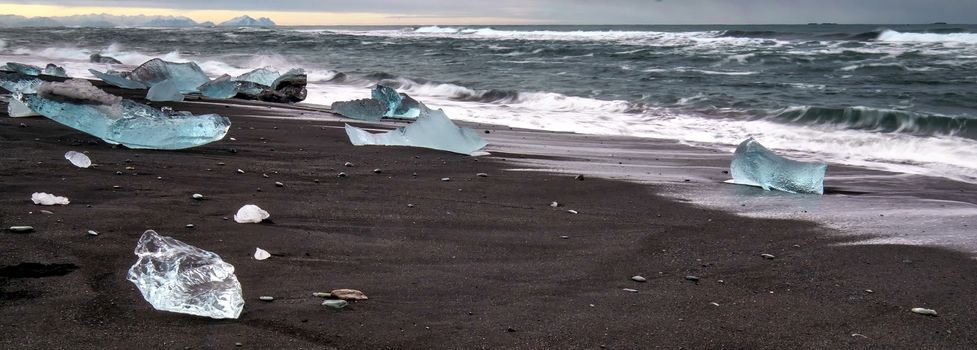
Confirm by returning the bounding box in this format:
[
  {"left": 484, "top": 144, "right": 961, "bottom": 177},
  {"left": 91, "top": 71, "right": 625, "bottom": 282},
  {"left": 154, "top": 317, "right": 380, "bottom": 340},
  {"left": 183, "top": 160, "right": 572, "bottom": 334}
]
[
  {"left": 345, "top": 110, "right": 488, "bottom": 155},
  {"left": 729, "top": 137, "right": 827, "bottom": 194}
]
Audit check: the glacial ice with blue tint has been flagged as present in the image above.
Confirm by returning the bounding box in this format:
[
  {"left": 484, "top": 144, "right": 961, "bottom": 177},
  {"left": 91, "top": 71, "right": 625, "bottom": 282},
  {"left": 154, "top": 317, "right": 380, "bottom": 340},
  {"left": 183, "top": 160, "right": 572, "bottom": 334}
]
[
  {"left": 234, "top": 67, "right": 279, "bottom": 86},
  {"left": 43, "top": 64, "right": 68, "bottom": 78},
  {"left": 370, "top": 85, "right": 422, "bottom": 119},
  {"left": 345, "top": 109, "right": 488, "bottom": 155},
  {"left": 146, "top": 79, "right": 185, "bottom": 102},
  {"left": 331, "top": 98, "right": 386, "bottom": 122},
  {"left": 127, "top": 230, "right": 244, "bottom": 319},
  {"left": 22, "top": 79, "right": 229, "bottom": 150},
  {"left": 3, "top": 62, "right": 42, "bottom": 76},
  {"left": 198, "top": 75, "right": 240, "bottom": 99},
  {"left": 0, "top": 72, "right": 43, "bottom": 93},
  {"left": 7, "top": 94, "right": 38, "bottom": 117},
  {"left": 89, "top": 69, "right": 147, "bottom": 89},
  {"left": 128, "top": 59, "right": 210, "bottom": 93},
  {"left": 729, "top": 138, "right": 827, "bottom": 194}
]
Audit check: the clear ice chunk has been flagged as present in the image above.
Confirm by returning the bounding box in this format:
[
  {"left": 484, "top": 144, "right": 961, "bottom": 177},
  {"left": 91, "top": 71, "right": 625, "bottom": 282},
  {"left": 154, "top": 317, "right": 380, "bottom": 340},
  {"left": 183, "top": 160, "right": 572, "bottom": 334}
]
[
  {"left": 43, "top": 64, "right": 68, "bottom": 78},
  {"left": 0, "top": 72, "right": 43, "bottom": 93},
  {"left": 234, "top": 204, "right": 269, "bottom": 223},
  {"left": 3, "top": 62, "right": 42, "bottom": 76},
  {"left": 345, "top": 110, "right": 488, "bottom": 155},
  {"left": 146, "top": 79, "right": 184, "bottom": 102},
  {"left": 729, "top": 138, "right": 827, "bottom": 194},
  {"left": 331, "top": 98, "right": 386, "bottom": 122},
  {"left": 198, "top": 75, "right": 240, "bottom": 99},
  {"left": 7, "top": 95, "right": 39, "bottom": 117},
  {"left": 89, "top": 69, "right": 147, "bottom": 89},
  {"left": 128, "top": 58, "right": 210, "bottom": 93},
  {"left": 64, "top": 151, "right": 92, "bottom": 168},
  {"left": 371, "top": 85, "right": 421, "bottom": 119},
  {"left": 31, "top": 192, "right": 70, "bottom": 205},
  {"left": 127, "top": 230, "right": 244, "bottom": 319},
  {"left": 22, "top": 79, "right": 230, "bottom": 150},
  {"left": 234, "top": 67, "right": 279, "bottom": 86}
]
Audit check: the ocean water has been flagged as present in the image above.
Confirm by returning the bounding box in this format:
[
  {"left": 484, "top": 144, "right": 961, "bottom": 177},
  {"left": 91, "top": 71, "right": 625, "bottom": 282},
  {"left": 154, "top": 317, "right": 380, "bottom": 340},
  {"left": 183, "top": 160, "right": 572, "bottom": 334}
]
[{"left": 2, "top": 24, "right": 976, "bottom": 183}]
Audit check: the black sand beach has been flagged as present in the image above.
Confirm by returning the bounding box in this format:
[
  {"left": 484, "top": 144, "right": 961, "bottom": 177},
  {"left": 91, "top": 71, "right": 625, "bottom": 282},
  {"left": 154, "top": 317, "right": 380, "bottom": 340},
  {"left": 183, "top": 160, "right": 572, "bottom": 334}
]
[{"left": 2, "top": 88, "right": 977, "bottom": 349}]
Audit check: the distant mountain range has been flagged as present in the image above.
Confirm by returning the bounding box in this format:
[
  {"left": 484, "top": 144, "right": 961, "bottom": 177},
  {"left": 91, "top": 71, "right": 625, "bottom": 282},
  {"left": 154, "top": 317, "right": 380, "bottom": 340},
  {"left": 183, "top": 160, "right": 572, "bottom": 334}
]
[{"left": 0, "top": 14, "right": 275, "bottom": 28}]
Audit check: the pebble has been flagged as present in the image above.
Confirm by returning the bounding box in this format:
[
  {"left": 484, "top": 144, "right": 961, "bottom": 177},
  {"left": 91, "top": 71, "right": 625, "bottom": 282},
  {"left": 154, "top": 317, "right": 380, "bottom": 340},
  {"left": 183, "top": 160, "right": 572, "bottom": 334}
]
[
  {"left": 440, "top": 177, "right": 451, "bottom": 182},
  {"left": 760, "top": 253, "right": 776, "bottom": 260},
  {"left": 235, "top": 343, "right": 242, "bottom": 347},
  {"left": 186, "top": 224, "right": 195, "bottom": 229},
  {"left": 550, "top": 201, "right": 559, "bottom": 207},
  {"left": 407, "top": 204, "right": 415, "bottom": 208},
  {"left": 262, "top": 174, "right": 269, "bottom": 178},
  {"left": 192, "top": 194, "right": 204, "bottom": 200},
  {"left": 236, "top": 169, "right": 245, "bottom": 174},
  {"left": 685, "top": 275, "right": 700, "bottom": 282},
  {"left": 9, "top": 226, "right": 34, "bottom": 233},
  {"left": 574, "top": 174, "right": 585, "bottom": 181},
  {"left": 112, "top": 185, "right": 122, "bottom": 189},
  {"left": 865, "top": 289, "right": 874, "bottom": 294},
  {"left": 322, "top": 299, "right": 348, "bottom": 309},
  {"left": 631, "top": 275, "right": 647, "bottom": 283},
  {"left": 476, "top": 173, "right": 488, "bottom": 177},
  {"left": 87, "top": 230, "right": 99, "bottom": 236},
  {"left": 312, "top": 292, "right": 331, "bottom": 298},
  {"left": 338, "top": 172, "right": 347, "bottom": 178},
  {"left": 344, "top": 162, "right": 354, "bottom": 167},
  {"left": 709, "top": 302, "right": 720, "bottom": 307},
  {"left": 622, "top": 288, "right": 638, "bottom": 293},
  {"left": 258, "top": 296, "right": 274, "bottom": 302},
  {"left": 39, "top": 210, "right": 54, "bottom": 215},
  {"left": 559, "top": 235, "right": 569, "bottom": 239},
  {"left": 911, "top": 307, "right": 938, "bottom": 316},
  {"left": 373, "top": 168, "right": 382, "bottom": 174},
  {"left": 567, "top": 210, "right": 578, "bottom": 214},
  {"left": 275, "top": 182, "right": 284, "bottom": 187}
]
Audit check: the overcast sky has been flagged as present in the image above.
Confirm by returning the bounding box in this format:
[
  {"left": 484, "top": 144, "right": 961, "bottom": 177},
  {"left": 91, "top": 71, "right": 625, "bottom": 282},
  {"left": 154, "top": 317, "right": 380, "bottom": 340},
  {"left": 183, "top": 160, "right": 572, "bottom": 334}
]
[{"left": 1, "top": 0, "right": 974, "bottom": 25}]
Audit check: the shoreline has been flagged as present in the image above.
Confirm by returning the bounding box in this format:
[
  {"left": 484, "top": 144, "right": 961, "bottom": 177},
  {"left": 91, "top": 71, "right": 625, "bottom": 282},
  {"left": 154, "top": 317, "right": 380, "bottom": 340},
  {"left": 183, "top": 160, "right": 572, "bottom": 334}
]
[{"left": 2, "top": 88, "right": 977, "bottom": 348}]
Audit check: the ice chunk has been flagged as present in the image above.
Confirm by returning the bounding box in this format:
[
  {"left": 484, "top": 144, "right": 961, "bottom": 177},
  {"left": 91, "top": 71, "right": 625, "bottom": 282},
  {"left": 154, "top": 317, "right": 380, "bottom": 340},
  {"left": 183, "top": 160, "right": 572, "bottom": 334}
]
[
  {"left": 3, "top": 62, "right": 42, "bottom": 76},
  {"left": 198, "top": 75, "right": 240, "bottom": 99},
  {"left": 234, "top": 67, "right": 279, "bottom": 86},
  {"left": 371, "top": 85, "right": 422, "bottom": 119},
  {"left": 146, "top": 79, "right": 184, "bottom": 102},
  {"left": 345, "top": 110, "right": 488, "bottom": 155},
  {"left": 126, "top": 230, "right": 244, "bottom": 319},
  {"left": 90, "top": 54, "right": 122, "bottom": 64},
  {"left": 331, "top": 98, "right": 386, "bottom": 122},
  {"left": 89, "top": 69, "right": 147, "bottom": 89},
  {"left": 7, "top": 95, "right": 39, "bottom": 117},
  {"left": 729, "top": 138, "right": 827, "bottom": 194},
  {"left": 64, "top": 151, "right": 92, "bottom": 168},
  {"left": 234, "top": 204, "right": 269, "bottom": 223},
  {"left": 254, "top": 248, "right": 270, "bottom": 260},
  {"left": 128, "top": 58, "right": 209, "bottom": 93},
  {"left": 260, "top": 68, "right": 307, "bottom": 103},
  {"left": 0, "top": 72, "right": 43, "bottom": 93},
  {"left": 31, "top": 192, "right": 70, "bottom": 205},
  {"left": 22, "top": 79, "right": 230, "bottom": 150},
  {"left": 42, "top": 64, "right": 68, "bottom": 78}
]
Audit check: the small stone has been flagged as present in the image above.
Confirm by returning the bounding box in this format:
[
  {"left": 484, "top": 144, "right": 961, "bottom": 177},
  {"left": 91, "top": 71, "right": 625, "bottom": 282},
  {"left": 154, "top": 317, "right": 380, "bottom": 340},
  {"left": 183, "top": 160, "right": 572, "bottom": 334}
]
[
  {"left": 717, "top": 279, "right": 725, "bottom": 284},
  {"left": 407, "top": 204, "right": 415, "bottom": 208},
  {"left": 39, "top": 210, "right": 54, "bottom": 215},
  {"left": 622, "top": 288, "right": 638, "bottom": 293},
  {"left": 234, "top": 343, "right": 242, "bottom": 347},
  {"left": 258, "top": 296, "right": 274, "bottom": 302},
  {"left": 440, "top": 177, "right": 450, "bottom": 182},
  {"left": 87, "top": 230, "right": 99, "bottom": 236},
  {"left": 115, "top": 171, "right": 123, "bottom": 175},
  {"left": 476, "top": 173, "right": 488, "bottom": 177},
  {"left": 567, "top": 210, "right": 578, "bottom": 214},
  {"left": 312, "top": 292, "right": 332, "bottom": 298},
  {"left": 322, "top": 299, "right": 348, "bottom": 309},
  {"left": 262, "top": 173, "right": 269, "bottom": 178},
  {"left": 236, "top": 169, "right": 245, "bottom": 174},
  {"left": 550, "top": 201, "right": 559, "bottom": 207},
  {"left": 911, "top": 308, "right": 938, "bottom": 316},
  {"left": 574, "top": 174, "right": 585, "bottom": 181},
  {"left": 125, "top": 166, "right": 135, "bottom": 170},
  {"left": 331, "top": 289, "right": 368, "bottom": 300},
  {"left": 192, "top": 193, "right": 204, "bottom": 200},
  {"left": 559, "top": 235, "right": 569, "bottom": 239},
  {"left": 709, "top": 302, "right": 720, "bottom": 307},
  {"left": 344, "top": 162, "right": 354, "bottom": 167},
  {"left": 631, "top": 275, "right": 647, "bottom": 283},
  {"left": 338, "top": 172, "right": 347, "bottom": 178},
  {"left": 685, "top": 275, "right": 700, "bottom": 282},
  {"left": 217, "top": 162, "right": 225, "bottom": 166},
  {"left": 506, "top": 327, "right": 517, "bottom": 333},
  {"left": 373, "top": 168, "right": 382, "bottom": 174},
  {"left": 229, "top": 137, "right": 237, "bottom": 141},
  {"left": 275, "top": 181, "right": 284, "bottom": 187},
  {"left": 8, "top": 226, "right": 34, "bottom": 233},
  {"left": 760, "top": 253, "right": 776, "bottom": 260},
  {"left": 112, "top": 185, "right": 122, "bottom": 189},
  {"left": 186, "top": 224, "right": 195, "bottom": 229},
  {"left": 313, "top": 179, "right": 320, "bottom": 183}
]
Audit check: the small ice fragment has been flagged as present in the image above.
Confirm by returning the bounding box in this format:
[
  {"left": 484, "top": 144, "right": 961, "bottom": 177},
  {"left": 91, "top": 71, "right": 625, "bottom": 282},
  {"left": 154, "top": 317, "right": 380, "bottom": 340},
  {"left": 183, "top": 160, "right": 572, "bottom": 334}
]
[
  {"left": 23, "top": 79, "right": 230, "bottom": 150},
  {"left": 0, "top": 72, "right": 44, "bottom": 93},
  {"left": 42, "top": 64, "right": 68, "bottom": 78},
  {"left": 3, "top": 62, "right": 42, "bottom": 76},
  {"left": 146, "top": 79, "right": 184, "bottom": 102},
  {"left": 322, "top": 299, "right": 348, "bottom": 309},
  {"left": 64, "top": 151, "right": 92, "bottom": 168},
  {"left": 729, "top": 138, "right": 827, "bottom": 194},
  {"left": 345, "top": 110, "right": 488, "bottom": 155},
  {"left": 31, "top": 192, "right": 69, "bottom": 205},
  {"left": 89, "top": 69, "right": 147, "bottom": 89},
  {"left": 254, "top": 247, "right": 271, "bottom": 260},
  {"left": 126, "top": 230, "right": 244, "bottom": 319},
  {"left": 331, "top": 98, "right": 386, "bottom": 121},
  {"left": 7, "top": 96, "right": 39, "bottom": 117},
  {"left": 911, "top": 308, "right": 938, "bottom": 316},
  {"left": 234, "top": 204, "right": 269, "bottom": 223}
]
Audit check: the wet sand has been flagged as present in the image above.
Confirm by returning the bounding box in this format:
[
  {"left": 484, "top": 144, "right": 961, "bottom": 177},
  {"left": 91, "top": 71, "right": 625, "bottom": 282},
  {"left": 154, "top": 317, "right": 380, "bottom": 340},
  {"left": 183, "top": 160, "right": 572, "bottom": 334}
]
[{"left": 1, "top": 89, "right": 977, "bottom": 349}]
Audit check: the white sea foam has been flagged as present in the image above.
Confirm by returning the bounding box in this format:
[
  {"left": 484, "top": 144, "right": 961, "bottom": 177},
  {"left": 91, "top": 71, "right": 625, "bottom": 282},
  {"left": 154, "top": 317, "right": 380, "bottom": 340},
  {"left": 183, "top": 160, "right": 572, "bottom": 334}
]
[{"left": 878, "top": 30, "right": 977, "bottom": 44}]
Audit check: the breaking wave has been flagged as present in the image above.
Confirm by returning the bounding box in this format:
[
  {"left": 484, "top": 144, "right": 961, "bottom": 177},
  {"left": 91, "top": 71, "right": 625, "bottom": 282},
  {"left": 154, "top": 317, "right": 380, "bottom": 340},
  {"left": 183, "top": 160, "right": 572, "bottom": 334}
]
[
  {"left": 770, "top": 106, "right": 976, "bottom": 139},
  {"left": 877, "top": 30, "right": 977, "bottom": 44}
]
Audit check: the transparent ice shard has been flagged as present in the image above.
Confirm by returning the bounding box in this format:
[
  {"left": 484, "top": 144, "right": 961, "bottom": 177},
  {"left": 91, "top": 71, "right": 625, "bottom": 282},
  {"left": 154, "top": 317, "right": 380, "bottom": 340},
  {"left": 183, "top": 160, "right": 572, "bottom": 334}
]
[
  {"left": 0, "top": 72, "right": 43, "bottom": 93},
  {"left": 371, "top": 85, "right": 422, "bottom": 119},
  {"left": 345, "top": 110, "right": 488, "bottom": 155},
  {"left": 128, "top": 58, "right": 209, "bottom": 93},
  {"left": 89, "top": 69, "right": 147, "bottom": 89},
  {"left": 3, "top": 62, "right": 42, "bottom": 76},
  {"left": 22, "top": 79, "right": 230, "bottom": 150},
  {"left": 6, "top": 95, "right": 39, "bottom": 117},
  {"left": 198, "top": 75, "right": 241, "bottom": 99},
  {"left": 127, "top": 230, "right": 244, "bottom": 319},
  {"left": 31, "top": 192, "right": 70, "bottom": 205},
  {"left": 146, "top": 79, "right": 184, "bottom": 102},
  {"left": 43, "top": 64, "right": 68, "bottom": 78},
  {"left": 64, "top": 151, "right": 92, "bottom": 168},
  {"left": 331, "top": 98, "right": 386, "bottom": 122},
  {"left": 729, "top": 138, "right": 827, "bottom": 194},
  {"left": 234, "top": 67, "right": 279, "bottom": 86}
]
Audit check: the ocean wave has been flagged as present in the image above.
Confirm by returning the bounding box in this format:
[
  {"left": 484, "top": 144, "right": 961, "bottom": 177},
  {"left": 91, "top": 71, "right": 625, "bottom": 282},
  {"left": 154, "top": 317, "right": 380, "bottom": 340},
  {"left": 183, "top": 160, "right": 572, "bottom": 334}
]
[
  {"left": 771, "top": 106, "right": 976, "bottom": 138},
  {"left": 643, "top": 67, "right": 759, "bottom": 75},
  {"left": 877, "top": 29, "right": 977, "bottom": 44}
]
